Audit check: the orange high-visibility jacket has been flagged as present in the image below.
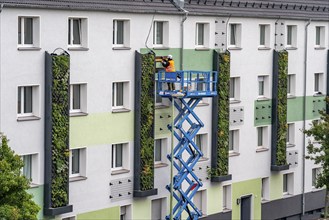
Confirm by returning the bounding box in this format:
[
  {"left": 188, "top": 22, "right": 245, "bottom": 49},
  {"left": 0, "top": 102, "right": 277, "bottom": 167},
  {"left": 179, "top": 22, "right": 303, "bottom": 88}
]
[{"left": 165, "top": 60, "right": 176, "bottom": 72}]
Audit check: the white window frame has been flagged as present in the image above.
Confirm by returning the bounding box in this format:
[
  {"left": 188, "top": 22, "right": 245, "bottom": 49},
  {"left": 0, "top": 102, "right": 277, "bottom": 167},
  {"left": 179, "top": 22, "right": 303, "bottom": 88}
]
[
  {"left": 256, "top": 126, "right": 268, "bottom": 149},
  {"left": 229, "top": 77, "right": 240, "bottom": 102},
  {"left": 314, "top": 73, "right": 324, "bottom": 95},
  {"left": 283, "top": 173, "right": 294, "bottom": 195},
  {"left": 151, "top": 198, "right": 167, "bottom": 220},
  {"left": 120, "top": 205, "right": 132, "bottom": 220},
  {"left": 21, "top": 153, "right": 39, "bottom": 185},
  {"left": 287, "top": 74, "right": 296, "bottom": 97},
  {"left": 261, "top": 177, "right": 269, "bottom": 201},
  {"left": 223, "top": 185, "right": 232, "bottom": 210},
  {"left": 228, "top": 23, "right": 242, "bottom": 48},
  {"left": 112, "top": 81, "right": 130, "bottom": 111},
  {"left": 70, "top": 83, "right": 87, "bottom": 114},
  {"left": 286, "top": 25, "right": 297, "bottom": 48},
  {"left": 17, "top": 85, "right": 40, "bottom": 118},
  {"left": 69, "top": 148, "right": 87, "bottom": 178},
  {"left": 257, "top": 75, "right": 269, "bottom": 99},
  {"left": 286, "top": 123, "right": 295, "bottom": 147},
  {"left": 18, "top": 16, "right": 40, "bottom": 48},
  {"left": 312, "top": 167, "right": 321, "bottom": 188},
  {"left": 229, "top": 129, "right": 239, "bottom": 153},
  {"left": 111, "top": 143, "right": 129, "bottom": 172},
  {"left": 113, "top": 19, "right": 130, "bottom": 48},
  {"left": 194, "top": 190, "right": 207, "bottom": 216},
  {"left": 153, "top": 20, "right": 168, "bottom": 48},
  {"left": 195, "top": 22, "right": 210, "bottom": 48},
  {"left": 154, "top": 138, "right": 168, "bottom": 165},
  {"left": 259, "top": 24, "right": 270, "bottom": 48},
  {"left": 315, "top": 26, "right": 325, "bottom": 48},
  {"left": 194, "top": 133, "right": 208, "bottom": 160},
  {"left": 68, "top": 17, "right": 88, "bottom": 48}
]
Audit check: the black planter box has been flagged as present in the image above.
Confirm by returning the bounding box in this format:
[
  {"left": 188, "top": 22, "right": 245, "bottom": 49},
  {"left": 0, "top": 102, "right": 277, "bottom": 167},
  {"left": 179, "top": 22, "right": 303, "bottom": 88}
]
[
  {"left": 133, "top": 188, "right": 158, "bottom": 197},
  {"left": 44, "top": 205, "right": 73, "bottom": 216},
  {"left": 271, "top": 164, "right": 290, "bottom": 171},
  {"left": 211, "top": 174, "right": 232, "bottom": 183}
]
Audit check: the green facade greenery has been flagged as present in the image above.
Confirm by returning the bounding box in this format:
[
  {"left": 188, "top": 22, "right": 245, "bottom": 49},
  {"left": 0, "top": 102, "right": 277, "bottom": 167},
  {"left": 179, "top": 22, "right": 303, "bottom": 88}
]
[
  {"left": 51, "top": 55, "right": 70, "bottom": 207},
  {"left": 212, "top": 51, "right": 230, "bottom": 176},
  {"left": 275, "top": 51, "right": 288, "bottom": 166},
  {"left": 140, "top": 53, "right": 155, "bottom": 191}
]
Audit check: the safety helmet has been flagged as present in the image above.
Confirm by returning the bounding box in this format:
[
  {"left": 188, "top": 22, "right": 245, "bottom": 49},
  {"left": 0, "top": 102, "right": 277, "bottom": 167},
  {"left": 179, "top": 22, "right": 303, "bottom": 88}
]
[{"left": 167, "top": 54, "right": 173, "bottom": 59}]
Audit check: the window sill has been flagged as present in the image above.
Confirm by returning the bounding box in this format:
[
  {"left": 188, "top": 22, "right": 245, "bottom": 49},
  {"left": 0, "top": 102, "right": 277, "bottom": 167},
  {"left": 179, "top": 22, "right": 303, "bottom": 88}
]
[
  {"left": 155, "top": 104, "right": 169, "bottom": 109},
  {"left": 258, "top": 46, "right": 271, "bottom": 50},
  {"left": 286, "top": 143, "right": 295, "bottom": 148},
  {"left": 112, "top": 108, "right": 131, "bottom": 113},
  {"left": 229, "top": 99, "right": 241, "bottom": 104},
  {"left": 195, "top": 47, "right": 210, "bottom": 51},
  {"left": 154, "top": 163, "right": 168, "bottom": 168},
  {"left": 314, "top": 46, "right": 326, "bottom": 50},
  {"left": 222, "top": 208, "right": 232, "bottom": 213},
  {"left": 30, "top": 183, "right": 40, "bottom": 188},
  {"left": 17, "top": 46, "right": 41, "bottom": 51},
  {"left": 17, "top": 115, "right": 41, "bottom": 122},
  {"left": 69, "top": 176, "right": 87, "bottom": 182},
  {"left": 68, "top": 46, "right": 89, "bottom": 51},
  {"left": 197, "top": 102, "right": 209, "bottom": 107},
  {"left": 261, "top": 199, "right": 270, "bottom": 203},
  {"left": 112, "top": 46, "right": 131, "bottom": 50},
  {"left": 256, "top": 147, "right": 269, "bottom": 153},
  {"left": 287, "top": 94, "right": 296, "bottom": 99},
  {"left": 229, "top": 151, "right": 240, "bottom": 157},
  {"left": 111, "top": 169, "right": 130, "bottom": 175},
  {"left": 257, "top": 97, "right": 270, "bottom": 101},
  {"left": 70, "top": 112, "right": 88, "bottom": 117},
  {"left": 228, "top": 46, "right": 242, "bottom": 50},
  {"left": 153, "top": 46, "right": 170, "bottom": 50},
  {"left": 283, "top": 193, "right": 293, "bottom": 198},
  {"left": 285, "top": 46, "right": 297, "bottom": 50},
  {"left": 313, "top": 92, "right": 324, "bottom": 97},
  {"left": 198, "top": 157, "right": 209, "bottom": 162}
]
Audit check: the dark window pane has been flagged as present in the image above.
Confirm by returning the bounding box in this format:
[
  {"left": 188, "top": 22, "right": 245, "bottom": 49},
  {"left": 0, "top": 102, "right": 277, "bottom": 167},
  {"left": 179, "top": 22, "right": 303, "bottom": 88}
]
[
  {"left": 24, "top": 86, "right": 32, "bottom": 113},
  {"left": 316, "top": 27, "right": 321, "bottom": 45},
  {"left": 24, "top": 18, "right": 33, "bottom": 44},
  {"left": 116, "top": 82, "right": 124, "bottom": 106},
  {"left": 73, "top": 85, "right": 81, "bottom": 110},
  {"left": 230, "top": 24, "right": 236, "bottom": 45},
  {"left": 197, "top": 24, "right": 204, "bottom": 45},
  {"left": 116, "top": 144, "right": 123, "bottom": 167},
  {"left": 260, "top": 25, "right": 265, "bottom": 45},
  {"left": 116, "top": 20, "right": 124, "bottom": 44},
  {"left": 156, "top": 22, "right": 163, "bottom": 45},
  {"left": 18, "top": 18, "right": 22, "bottom": 44},
  {"left": 72, "top": 149, "right": 80, "bottom": 174},
  {"left": 73, "top": 19, "right": 81, "bottom": 45},
  {"left": 23, "top": 155, "right": 32, "bottom": 181},
  {"left": 155, "top": 140, "right": 161, "bottom": 162},
  {"left": 18, "top": 87, "right": 21, "bottom": 114}
]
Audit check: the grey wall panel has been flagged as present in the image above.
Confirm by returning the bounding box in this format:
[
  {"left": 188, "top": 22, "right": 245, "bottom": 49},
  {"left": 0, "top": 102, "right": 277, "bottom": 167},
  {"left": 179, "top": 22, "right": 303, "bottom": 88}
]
[
  {"left": 286, "top": 149, "right": 298, "bottom": 168},
  {"left": 305, "top": 189, "right": 325, "bottom": 212}
]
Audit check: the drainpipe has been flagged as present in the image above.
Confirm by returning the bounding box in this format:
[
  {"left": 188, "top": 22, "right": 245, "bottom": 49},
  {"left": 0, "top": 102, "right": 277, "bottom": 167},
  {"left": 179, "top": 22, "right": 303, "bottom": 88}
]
[
  {"left": 180, "top": 9, "right": 188, "bottom": 70},
  {"left": 302, "top": 18, "right": 311, "bottom": 217}
]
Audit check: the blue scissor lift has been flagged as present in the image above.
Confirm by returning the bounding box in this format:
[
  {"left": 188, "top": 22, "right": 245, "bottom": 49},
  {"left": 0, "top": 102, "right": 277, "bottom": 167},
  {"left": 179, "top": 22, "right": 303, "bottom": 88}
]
[{"left": 156, "top": 70, "right": 218, "bottom": 220}]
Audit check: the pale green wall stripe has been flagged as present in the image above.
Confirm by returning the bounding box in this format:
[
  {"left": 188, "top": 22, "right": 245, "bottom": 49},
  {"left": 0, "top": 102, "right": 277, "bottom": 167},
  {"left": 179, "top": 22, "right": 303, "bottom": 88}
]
[
  {"left": 70, "top": 112, "right": 134, "bottom": 148},
  {"left": 270, "top": 173, "right": 283, "bottom": 200},
  {"left": 133, "top": 199, "right": 151, "bottom": 220},
  {"left": 27, "top": 186, "right": 44, "bottom": 220},
  {"left": 208, "top": 184, "right": 222, "bottom": 215},
  {"left": 232, "top": 178, "right": 262, "bottom": 220},
  {"left": 77, "top": 206, "right": 119, "bottom": 220}
]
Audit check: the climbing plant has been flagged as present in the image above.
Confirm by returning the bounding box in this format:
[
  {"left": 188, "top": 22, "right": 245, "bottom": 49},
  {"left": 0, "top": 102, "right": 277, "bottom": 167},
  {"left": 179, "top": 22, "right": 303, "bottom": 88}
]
[
  {"left": 140, "top": 53, "right": 155, "bottom": 191},
  {"left": 50, "top": 55, "right": 70, "bottom": 207},
  {"left": 211, "top": 51, "right": 230, "bottom": 177},
  {"left": 275, "top": 50, "right": 288, "bottom": 166}
]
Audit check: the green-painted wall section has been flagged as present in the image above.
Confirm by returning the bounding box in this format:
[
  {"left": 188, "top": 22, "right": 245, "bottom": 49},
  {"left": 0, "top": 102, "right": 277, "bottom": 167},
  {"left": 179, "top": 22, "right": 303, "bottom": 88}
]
[
  {"left": 77, "top": 206, "right": 119, "bottom": 220},
  {"left": 254, "top": 96, "right": 326, "bottom": 126},
  {"left": 270, "top": 173, "right": 283, "bottom": 200},
  {"left": 27, "top": 186, "right": 44, "bottom": 220},
  {"left": 155, "top": 107, "right": 172, "bottom": 138},
  {"left": 232, "top": 178, "right": 262, "bottom": 220},
  {"left": 133, "top": 199, "right": 151, "bottom": 220},
  {"left": 70, "top": 112, "right": 134, "bottom": 148},
  {"left": 208, "top": 184, "right": 222, "bottom": 214}
]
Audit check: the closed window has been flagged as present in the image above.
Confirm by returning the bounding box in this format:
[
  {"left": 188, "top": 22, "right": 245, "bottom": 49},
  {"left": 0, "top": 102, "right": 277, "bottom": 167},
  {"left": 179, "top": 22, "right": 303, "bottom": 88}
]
[
  {"left": 153, "top": 21, "right": 168, "bottom": 48},
  {"left": 229, "top": 77, "right": 240, "bottom": 101},
  {"left": 111, "top": 143, "right": 128, "bottom": 172},
  {"left": 22, "top": 154, "right": 32, "bottom": 181},
  {"left": 287, "top": 74, "right": 296, "bottom": 97},
  {"left": 257, "top": 126, "right": 268, "bottom": 148},
  {"left": 71, "top": 149, "right": 80, "bottom": 176},
  {"left": 315, "top": 26, "right": 325, "bottom": 47},
  {"left": 286, "top": 25, "right": 297, "bottom": 48},
  {"left": 70, "top": 84, "right": 87, "bottom": 114},
  {"left": 314, "top": 73, "right": 324, "bottom": 94},
  {"left": 69, "top": 148, "right": 86, "bottom": 178},
  {"left": 113, "top": 20, "right": 130, "bottom": 47},
  {"left": 229, "top": 130, "right": 239, "bottom": 153},
  {"left": 229, "top": 24, "right": 241, "bottom": 47},
  {"left": 258, "top": 75, "right": 269, "bottom": 98},
  {"left": 120, "top": 205, "right": 131, "bottom": 220},
  {"left": 18, "top": 16, "right": 40, "bottom": 47},
  {"left": 21, "top": 154, "right": 38, "bottom": 184},
  {"left": 68, "top": 18, "right": 81, "bottom": 45},
  {"left": 283, "top": 173, "right": 294, "bottom": 195},
  {"left": 112, "top": 82, "right": 129, "bottom": 110},
  {"left": 196, "top": 23, "right": 204, "bottom": 46},
  {"left": 286, "top": 123, "right": 295, "bottom": 147},
  {"left": 259, "top": 24, "right": 270, "bottom": 47},
  {"left": 18, "top": 86, "right": 39, "bottom": 118},
  {"left": 151, "top": 198, "right": 166, "bottom": 220},
  {"left": 261, "top": 177, "right": 269, "bottom": 201},
  {"left": 223, "top": 185, "right": 232, "bottom": 210}
]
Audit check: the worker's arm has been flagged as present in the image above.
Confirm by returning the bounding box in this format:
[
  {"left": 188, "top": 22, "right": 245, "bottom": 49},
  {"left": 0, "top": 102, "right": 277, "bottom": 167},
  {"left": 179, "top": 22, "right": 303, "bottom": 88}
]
[{"left": 162, "top": 59, "right": 169, "bottom": 68}]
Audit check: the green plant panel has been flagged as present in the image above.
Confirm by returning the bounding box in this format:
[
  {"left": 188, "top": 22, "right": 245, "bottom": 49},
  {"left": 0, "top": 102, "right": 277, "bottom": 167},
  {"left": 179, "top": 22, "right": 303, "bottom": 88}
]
[
  {"left": 51, "top": 55, "right": 70, "bottom": 208},
  {"left": 140, "top": 53, "right": 155, "bottom": 191},
  {"left": 254, "top": 100, "right": 272, "bottom": 126}
]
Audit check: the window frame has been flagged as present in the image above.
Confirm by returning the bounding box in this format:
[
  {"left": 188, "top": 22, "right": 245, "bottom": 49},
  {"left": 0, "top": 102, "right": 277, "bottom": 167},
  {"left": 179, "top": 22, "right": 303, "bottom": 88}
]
[
  {"left": 283, "top": 173, "right": 294, "bottom": 195},
  {"left": 120, "top": 205, "right": 132, "bottom": 220},
  {"left": 257, "top": 126, "right": 268, "bottom": 149},
  {"left": 195, "top": 22, "right": 210, "bottom": 49},
  {"left": 229, "top": 77, "right": 240, "bottom": 102},
  {"left": 315, "top": 26, "right": 325, "bottom": 48},
  {"left": 261, "top": 177, "right": 270, "bottom": 201},
  {"left": 286, "top": 123, "right": 295, "bottom": 147},
  {"left": 152, "top": 20, "right": 168, "bottom": 48},
  {"left": 112, "top": 81, "right": 130, "bottom": 111},
  {"left": 154, "top": 138, "right": 168, "bottom": 166},
  {"left": 287, "top": 74, "right": 296, "bottom": 97},
  {"left": 18, "top": 16, "right": 40, "bottom": 48},
  {"left": 111, "top": 143, "right": 129, "bottom": 172},
  {"left": 17, "top": 85, "right": 40, "bottom": 118},
  {"left": 228, "top": 23, "right": 242, "bottom": 48},
  {"left": 223, "top": 185, "right": 232, "bottom": 210},
  {"left": 70, "top": 83, "right": 87, "bottom": 115},
  {"left": 286, "top": 25, "right": 297, "bottom": 48},
  {"left": 151, "top": 198, "right": 167, "bottom": 220},
  {"left": 113, "top": 19, "right": 130, "bottom": 48},
  {"left": 69, "top": 147, "right": 87, "bottom": 178},
  {"left": 314, "top": 73, "right": 324, "bottom": 95},
  {"left": 68, "top": 17, "right": 88, "bottom": 49},
  {"left": 259, "top": 24, "right": 270, "bottom": 48},
  {"left": 21, "top": 153, "right": 39, "bottom": 185},
  {"left": 229, "top": 129, "right": 239, "bottom": 153}
]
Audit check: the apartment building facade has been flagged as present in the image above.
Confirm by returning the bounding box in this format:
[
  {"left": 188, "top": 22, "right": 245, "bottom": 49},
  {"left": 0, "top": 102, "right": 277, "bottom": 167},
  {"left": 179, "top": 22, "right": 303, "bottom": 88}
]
[{"left": 0, "top": 0, "right": 328, "bottom": 219}]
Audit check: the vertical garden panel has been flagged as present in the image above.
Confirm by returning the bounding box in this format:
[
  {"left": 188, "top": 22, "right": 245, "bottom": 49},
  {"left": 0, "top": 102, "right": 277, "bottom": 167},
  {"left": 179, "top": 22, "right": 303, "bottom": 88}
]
[
  {"left": 44, "top": 51, "right": 72, "bottom": 215},
  {"left": 133, "top": 51, "right": 157, "bottom": 197},
  {"left": 271, "top": 50, "right": 289, "bottom": 171},
  {"left": 211, "top": 50, "right": 232, "bottom": 182}
]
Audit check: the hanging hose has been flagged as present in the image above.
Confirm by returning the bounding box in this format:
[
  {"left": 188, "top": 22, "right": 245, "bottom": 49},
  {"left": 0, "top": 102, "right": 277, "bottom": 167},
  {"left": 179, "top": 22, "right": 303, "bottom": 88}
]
[{"left": 145, "top": 13, "right": 156, "bottom": 55}]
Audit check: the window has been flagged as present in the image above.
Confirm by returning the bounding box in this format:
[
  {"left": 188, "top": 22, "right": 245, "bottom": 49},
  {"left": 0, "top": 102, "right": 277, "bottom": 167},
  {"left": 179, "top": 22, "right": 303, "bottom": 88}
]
[
  {"left": 17, "top": 86, "right": 39, "bottom": 118},
  {"left": 153, "top": 21, "right": 168, "bottom": 48},
  {"left": 70, "top": 84, "right": 87, "bottom": 114},
  {"left": 257, "top": 126, "right": 268, "bottom": 149},
  {"left": 229, "top": 77, "right": 240, "bottom": 101},
  {"left": 113, "top": 19, "right": 130, "bottom": 48},
  {"left": 312, "top": 168, "right": 321, "bottom": 188},
  {"left": 223, "top": 185, "right": 232, "bottom": 210},
  {"left": 229, "top": 130, "right": 239, "bottom": 153},
  {"left": 261, "top": 177, "right": 269, "bottom": 201},
  {"left": 111, "top": 143, "right": 128, "bottom": 172},
  {"left": 18, "top": 16, "right": 40, "bottom": 48},
  {"left": 286, "top": 123, "right": 295, "bottom": 147},
  {"left": 154, "top": 139, "right": 167, "bottom": 165},
  {"left": 120, "top": 205, "right": 132, "bottom": 220},
  {"left": 286, "top": 25, "right": 297, "bottom": 48},
  {"left": 195, "top": 23, "right": 209, "bottom": 48},
  {"left": 194, "top": 190, "right": 207, "bottom": 216},
  {"left": 151, "top": 198, "right": 167, "bottom": 220},
  {"left": 287, "top": 74, "right": 296, "bottom": 97},
  {"left": 194, "top": 133, "right": 208, "bottom": 159},
  {"left": 68, "top": 18, "right": 88, "bottom": 48},
  {"left": 259, "top": 24, "right": 270, "bottom": 48},
  {"left": 21, "top": 154, "right": 38, "bottom": 184},
  {"left": 315, "top": 26, "right": 325, "bottom": 48},
  {"left": 283, "top": 173, "right": 294, "bottom": 195},
  {"left": 69, "top": 148, "right": 86, "bottom": 178},
  {"left": 112, "top": 82, "right": 129, "bottom": 111},
  {"left": 257, "top": 75, "right": 269, "bottom": 98},
  {"left": 229, "top": 23, "right": 241, "bottom": 48},
  {"left": 314, "top": 73, "right": 324, "bottom": 95},
  {"left": 155, "top": 81, "right": 163, "bottom": 106}
]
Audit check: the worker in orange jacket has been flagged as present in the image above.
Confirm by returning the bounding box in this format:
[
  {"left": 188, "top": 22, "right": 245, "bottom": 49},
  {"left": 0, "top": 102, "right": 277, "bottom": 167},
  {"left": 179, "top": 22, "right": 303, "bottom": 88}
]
[{"left": 162, "top": 55, "right": 176, "bottom": 90}]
